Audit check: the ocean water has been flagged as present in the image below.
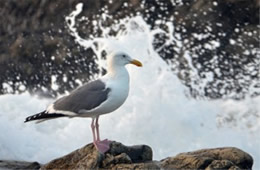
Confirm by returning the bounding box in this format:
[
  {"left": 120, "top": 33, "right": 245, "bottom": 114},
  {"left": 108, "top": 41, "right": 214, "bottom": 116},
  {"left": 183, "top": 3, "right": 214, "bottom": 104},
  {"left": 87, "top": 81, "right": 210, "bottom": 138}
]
[{"left": 0, "top": 3, "right": 259, "bottom": 169}]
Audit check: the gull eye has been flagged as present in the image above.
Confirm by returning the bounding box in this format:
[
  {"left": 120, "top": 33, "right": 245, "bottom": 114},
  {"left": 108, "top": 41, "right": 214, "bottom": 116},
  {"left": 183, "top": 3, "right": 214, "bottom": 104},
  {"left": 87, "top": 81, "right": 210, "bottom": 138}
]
[{"left": 122, "top": 55, "right": 126, "bottom": 58}]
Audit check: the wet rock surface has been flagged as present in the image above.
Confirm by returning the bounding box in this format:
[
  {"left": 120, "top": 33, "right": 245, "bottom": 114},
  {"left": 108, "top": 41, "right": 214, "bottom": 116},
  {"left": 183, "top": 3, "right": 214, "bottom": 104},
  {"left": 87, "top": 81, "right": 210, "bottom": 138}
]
[
  {"left": 0, "top": 160, "right": 41, "bottom": 170},
  {"left": 2, "top": 141, "right": 248, "bottom": 170},
  {"left": 161, "top": 147, "right": 253, "bottom": 170},
  {"left": 0, "top": 142, "right": 253, "bottom": 169},
  {"left": 41, "top": 141, "right": 153, "bottom": 169}
]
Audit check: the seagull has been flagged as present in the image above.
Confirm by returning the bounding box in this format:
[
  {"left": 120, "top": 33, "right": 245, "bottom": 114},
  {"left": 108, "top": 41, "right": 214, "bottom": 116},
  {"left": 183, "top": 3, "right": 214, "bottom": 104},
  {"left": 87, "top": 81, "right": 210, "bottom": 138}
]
[{"left": 25, "top": 51, "right": 142, "bottom": 153}]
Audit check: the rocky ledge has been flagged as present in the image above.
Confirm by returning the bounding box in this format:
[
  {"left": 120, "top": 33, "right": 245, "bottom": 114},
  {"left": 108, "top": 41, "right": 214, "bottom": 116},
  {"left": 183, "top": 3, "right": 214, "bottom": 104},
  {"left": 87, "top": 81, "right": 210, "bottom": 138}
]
[{"left": 0, "top": 141, "right": 253, "bottom": 170}]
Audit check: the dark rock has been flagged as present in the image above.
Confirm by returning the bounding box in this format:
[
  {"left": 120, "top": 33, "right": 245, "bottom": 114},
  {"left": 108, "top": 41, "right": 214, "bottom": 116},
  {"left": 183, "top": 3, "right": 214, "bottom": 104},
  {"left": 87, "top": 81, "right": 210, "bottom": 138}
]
[
  {"left": 0, "top": 143, "right": 253, "bottom": 170},
  {"left": 161, "top": 147, "right": 253, "bottom": 170},
  {"left": 108, "top": 141, "right": 153, "bottom": 163},
  {"left": 41, "top": 142, "right": 102, "bottom": 169},
  {"left": 102, "top": 153, "right": 132, "bottom": 168},
  {"left": 161, "top": 154, "right": 214, "bottom": 169},
  {"left": 0, "top": 160, "right": 41, "bottom": 170},
  {"left": 206, "top": 160, "right": 238, "bottom": 170},
  {"left": 109, "top": 161, "right": 161, "bottom": 170},
  {"left": 41, "top": 141, "right": 153, "bottom": 169}
]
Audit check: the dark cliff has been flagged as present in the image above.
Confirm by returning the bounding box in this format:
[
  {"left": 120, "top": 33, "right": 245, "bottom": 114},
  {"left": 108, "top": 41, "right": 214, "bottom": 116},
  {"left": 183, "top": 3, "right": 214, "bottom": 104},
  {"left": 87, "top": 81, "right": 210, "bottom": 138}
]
[{"left": 0, "top": 0, "right": 259, "bottom": 99}]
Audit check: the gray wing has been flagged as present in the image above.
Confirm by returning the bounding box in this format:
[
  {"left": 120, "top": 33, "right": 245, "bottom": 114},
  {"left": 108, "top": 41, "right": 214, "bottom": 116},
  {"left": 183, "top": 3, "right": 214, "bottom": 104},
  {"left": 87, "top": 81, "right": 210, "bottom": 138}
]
[{"left": 53, "top": 79, "right": 111, "bottom": 113}]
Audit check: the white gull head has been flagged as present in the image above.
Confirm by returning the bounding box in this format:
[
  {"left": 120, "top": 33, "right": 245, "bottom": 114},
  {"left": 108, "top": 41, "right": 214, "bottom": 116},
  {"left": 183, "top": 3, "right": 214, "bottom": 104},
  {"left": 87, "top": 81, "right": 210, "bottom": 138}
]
[{"left": 107, "top": 51, "right": 142, "bottom": 69}]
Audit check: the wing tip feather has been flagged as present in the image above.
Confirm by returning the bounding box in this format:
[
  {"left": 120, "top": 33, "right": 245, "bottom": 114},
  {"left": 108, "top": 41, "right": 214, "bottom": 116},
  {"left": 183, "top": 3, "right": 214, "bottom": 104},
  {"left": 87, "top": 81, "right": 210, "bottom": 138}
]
[{"left": 24, "top": 111, "right": 66, "bottom": 123}]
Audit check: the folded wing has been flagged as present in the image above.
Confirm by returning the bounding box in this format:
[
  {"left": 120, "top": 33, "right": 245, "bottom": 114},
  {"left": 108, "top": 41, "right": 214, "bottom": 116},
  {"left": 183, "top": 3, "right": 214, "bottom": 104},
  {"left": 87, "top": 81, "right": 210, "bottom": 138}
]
[{"left": 53, "top": 79, "right": 111, "bottom": 114}]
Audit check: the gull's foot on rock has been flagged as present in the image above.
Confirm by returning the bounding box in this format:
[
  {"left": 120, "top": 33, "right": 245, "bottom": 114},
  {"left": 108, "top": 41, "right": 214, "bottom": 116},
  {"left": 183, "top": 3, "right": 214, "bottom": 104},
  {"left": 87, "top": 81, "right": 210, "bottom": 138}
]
[{"left": 94, "top": 139, "right": 111, "bottom": 153}]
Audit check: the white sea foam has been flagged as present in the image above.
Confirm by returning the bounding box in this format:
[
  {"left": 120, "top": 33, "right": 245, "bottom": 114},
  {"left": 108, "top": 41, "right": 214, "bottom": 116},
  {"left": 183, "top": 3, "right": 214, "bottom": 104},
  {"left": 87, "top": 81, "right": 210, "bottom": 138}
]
[{"left": 0, "top": 3, "right": 259, "bottom": 169}]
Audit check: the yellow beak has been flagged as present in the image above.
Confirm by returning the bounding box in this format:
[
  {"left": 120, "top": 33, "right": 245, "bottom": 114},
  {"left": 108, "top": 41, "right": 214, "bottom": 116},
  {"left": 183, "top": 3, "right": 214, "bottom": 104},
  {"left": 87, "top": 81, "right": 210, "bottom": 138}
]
[{"left": 130, "top": 59, "right": 143, "bottom": 67}]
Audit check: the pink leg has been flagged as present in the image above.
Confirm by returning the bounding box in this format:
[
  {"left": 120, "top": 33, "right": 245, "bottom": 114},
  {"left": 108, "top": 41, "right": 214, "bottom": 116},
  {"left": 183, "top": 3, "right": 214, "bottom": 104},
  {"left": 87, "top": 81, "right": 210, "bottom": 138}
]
[
  {"left": 91, "top": 118, "right": 97, "bottom": 142},
  {"left": 92, "top": 116, "right": 111, "bottom": 153},
  {"left": 96, "top": 116, "right": 100, "bottom": 141}
]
